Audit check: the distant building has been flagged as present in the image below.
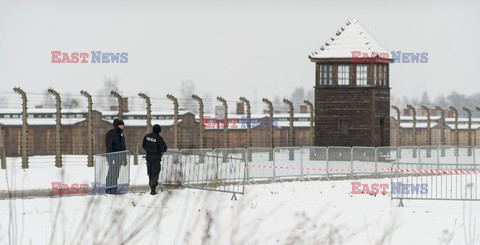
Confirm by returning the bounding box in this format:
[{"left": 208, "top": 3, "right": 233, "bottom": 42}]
[{"left": 309, "top": 18, "right": 393, "bottom": 146}]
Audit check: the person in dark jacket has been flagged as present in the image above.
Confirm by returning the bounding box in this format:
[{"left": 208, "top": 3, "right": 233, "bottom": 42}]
[
  {"left": 142, "top": 124, "right": 168, "bottom": 195},
  {"left": 104, "top": 119, "right": 127, "bottom": 194}
]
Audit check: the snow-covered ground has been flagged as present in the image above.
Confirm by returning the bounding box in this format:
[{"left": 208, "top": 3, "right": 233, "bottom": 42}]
[
  {"left": 1, "top": 154, "right": 480, "bottom": 244},
  {"left": 0, "top": 156, "right": 150, "bottom": 192},
  {"left": 1, "top": 179, "right": 479, "bottom": 245}
]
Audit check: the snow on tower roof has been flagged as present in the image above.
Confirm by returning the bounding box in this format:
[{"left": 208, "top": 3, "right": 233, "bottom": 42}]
[{"left": 309, "top": 18, "right": 390, "bottom": 59}]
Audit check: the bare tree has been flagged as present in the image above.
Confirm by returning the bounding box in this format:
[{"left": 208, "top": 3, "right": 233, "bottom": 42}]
[
  {"left": 203, "top": 91, "right": 213, "bottom": 114},
  {"left": 63, "top": 92, "right": 80, "bottom": 109},
  {"left": 42, "top": 91, "right": 56, "bottom": 108},
  {"left": 97, "top": 77, "right": 120, "bottom": 111},
  {"left": 290, "top": 87, "right": 305, "bottom": 110},
  {"left": 420, "top": 91, "right": 431, "bottom": 107},
  {"left": 305, "top": 87, "right": 314, "bottom": 104},
  {"left": 179, "top": 80, "right": 197, "bottom": 113}
]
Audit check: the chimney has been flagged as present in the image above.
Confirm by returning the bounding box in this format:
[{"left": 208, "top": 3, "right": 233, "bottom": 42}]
[
  {"left": 420, "top": 107, "right": 429, "bottom": 117},
  {"left": 236, "top": 102, "right": 244, "bottom": 115},
  {"left": 300, "top": 105, "right": 308, "bottom": 113},
  {"left": 122, "top": 97, "right": 129, "bottom": 113},
  {"left": 446, "top": 109, "right": 455, "bottom": 118},
  {"left": 403, "top": 108, "right": 411, "bottom": 116}
]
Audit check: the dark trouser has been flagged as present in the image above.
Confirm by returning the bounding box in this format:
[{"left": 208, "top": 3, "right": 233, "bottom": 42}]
[
  {"left": 106, "top": 153, "right": 126, "bottom": 194},
  {"left": 147, "top": 157, "right": 162, "bottom": 188}
]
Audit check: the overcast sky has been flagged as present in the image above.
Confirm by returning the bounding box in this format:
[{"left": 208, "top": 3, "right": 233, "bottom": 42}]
[{"left": 1, "top": 0, "right": 479, "bottom": 105}]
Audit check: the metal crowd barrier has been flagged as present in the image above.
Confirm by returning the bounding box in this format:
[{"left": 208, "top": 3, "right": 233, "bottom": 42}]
[
  {"left": 391, "top": 162, "right": 480, "bottom": 206},
  {"left": 152, "top": 146, "right": 479, "bottom": 196},
  {"left": 242, "top": 146, "right": 477, "bottom": 183},
  {"left": 159, "top": 151, "right": 246, "bottom": 200},
  {"left": 94, "top": 150, "right": 130, "bottom": 194}
]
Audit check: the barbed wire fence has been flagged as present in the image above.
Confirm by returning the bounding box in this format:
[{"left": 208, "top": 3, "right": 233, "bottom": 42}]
[
  {"left": 1, "top": 89, "right": 479, "bottom": 169},
  {"left": 0, "top": 89, "right": 315, "bottom": 168}
]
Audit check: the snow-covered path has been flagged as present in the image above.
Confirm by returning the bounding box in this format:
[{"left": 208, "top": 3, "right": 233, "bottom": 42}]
[{"left": 1, "top": 179, "right": 478, "bottom": 245}]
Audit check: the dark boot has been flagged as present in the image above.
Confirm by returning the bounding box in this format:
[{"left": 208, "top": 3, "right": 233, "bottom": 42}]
[{"left": 150, "top": 186, "right": 157, "bottom": 195}]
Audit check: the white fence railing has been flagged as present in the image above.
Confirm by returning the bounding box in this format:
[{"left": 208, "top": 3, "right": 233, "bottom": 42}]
[{"left": 158, "top": 146, "right": 478, "bottom": 185}]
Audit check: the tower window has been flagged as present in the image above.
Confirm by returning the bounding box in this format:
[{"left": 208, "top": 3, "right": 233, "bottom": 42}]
[
  {"left": 373, "top": 64, "right": 378, "bottom": 85},
  {"left": 339, "top": 120, "right": 349, "bottom": 136},
  {"left": 378, "top": 64, "right": 388, "bottom": 86},
  {"left": 319, "top": 65, "right": 333, "bottom": 85},
  {"left": 356, "top": 65, "right": 368, "bottom": 86},
  {"left": 338, "top": 65, "right": 351, "bottom": 85},
  {"left": 382, "top": 65, "right": 388, "bottom": 86},
  {"left": 379, "top": 65, "right": 383, "bottom": 86}
]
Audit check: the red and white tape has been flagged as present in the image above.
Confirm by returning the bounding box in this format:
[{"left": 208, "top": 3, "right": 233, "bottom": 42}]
[
  {"left": 246, "top": 163, "right": 480, "bottom": 175},
  {"left": 246, "top": 164, "right": 390, "bottom": 172},
  {"left": 392, "top": 169, "right": 480, "bottom": 175}
]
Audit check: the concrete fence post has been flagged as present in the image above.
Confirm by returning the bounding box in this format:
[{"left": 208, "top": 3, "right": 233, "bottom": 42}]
[
  {"left": 392, "top": 105, "right": 401, "bottom": 158},
  {"left": 167, "top": 94, "right": 180, "bottom": 149},
  {"left": 13, "top": 87, "right": 29, "bottom": 169},
  {"left": 80, "top": 90, "right": 94, "bottom": 167},
  {"left": 1, "top": 146, "right": 6, "bottom": 169},
  {"left": 192, "top": 94, "right": 205, "bottom": 149},
  {"left": 436, "top": 106, "right": 446, "bottom": 157},
  {"left": 217, "top": 96, "right": 229, "bottom": 148},
  {"left": 138, "top": 93, "right": 152, "bottom": 134},
  {"left": 283, "top": 99, "right": 294, "bottom": 160},
  {"left": 262, "top": 98, "right": 274, "bottom": 161},
  {"left": 406, "top": 104, "right": 416, "bottom": 158},
  {"left": 48, "top": 88, "right": 63, "bottom": 168},
  {"left": 421, "top": 105, "right": 431, "bottom": 158},
  {"left": 463, "top": 107, "right": 472, "bottom": 156},
  {"left": 239, "top": 96, "right": 252, "bottom": 161},
  {"left": 134, "top": 144, "right": 139, "bottom": 165},
  {"left": 304, "top": 100, "right": 314, "bottom": 146},
  {"left": 110, "top": 91, "right": 123, "bottom": 120},
  {"left": 449, "top": 106, "right": 459, "bottom": 156}
]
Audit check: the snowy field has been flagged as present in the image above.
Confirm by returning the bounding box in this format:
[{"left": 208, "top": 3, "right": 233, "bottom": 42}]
[{"left": 1, "top": 179, "right": 479, "bottom": 245}]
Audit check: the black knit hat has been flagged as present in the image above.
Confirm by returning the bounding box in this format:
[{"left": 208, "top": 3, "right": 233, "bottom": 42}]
[{"left": 153, "top": 124, "right": 161, "bottom": 133}]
